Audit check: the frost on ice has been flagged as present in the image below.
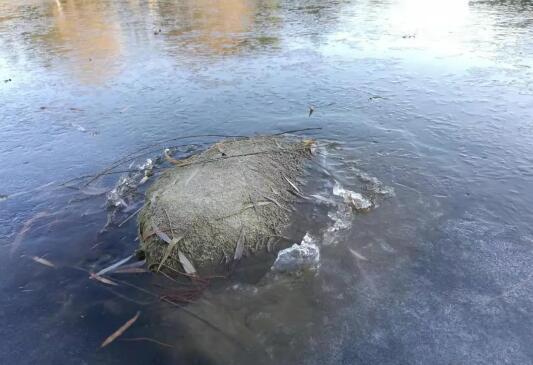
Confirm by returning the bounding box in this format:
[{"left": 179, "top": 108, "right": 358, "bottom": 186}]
[{"left": 271, "top": 233, "right": 320, "bottom": 273}]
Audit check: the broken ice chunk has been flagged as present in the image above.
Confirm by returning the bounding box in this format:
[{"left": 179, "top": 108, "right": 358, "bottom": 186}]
[
  {"left": 271, "top": 233, "right": 320, "bottom": 273},
  {"left": 333, "top": 181, "right": 372, "bottom": 212}
]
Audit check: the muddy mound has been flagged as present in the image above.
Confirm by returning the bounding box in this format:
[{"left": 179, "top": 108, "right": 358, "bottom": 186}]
[{"left": 138, "top": 136, "right": 314, "bottom": 274}]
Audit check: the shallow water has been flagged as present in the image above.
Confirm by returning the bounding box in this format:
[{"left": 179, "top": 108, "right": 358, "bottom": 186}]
[{"left": 1, "top": 0, "right": 533, "bottom": 364}]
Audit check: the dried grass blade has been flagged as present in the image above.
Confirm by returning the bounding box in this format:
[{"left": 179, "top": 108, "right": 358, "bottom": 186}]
[
  {"left": 283, "top": 175, "right": 302, "bottom": 194},
  {"left": 113, "top": 267, "right": 149, "bottom": 274},
  {"left": 112, "top": 259, "right": 146, "bottom": 272},
  {"left": 31, "top": 256, "right": 56, "bottom": 268},
  {"left": 152, "top": 221, "right": 172, "bottom": 244},
  {"left": 11, "top": 211, "right": 51, "bottom": 256},
  {"left": 288, "top": 188, "right": 307, "bottom": 200},
  {"left": 141, "top": 226, "right": 155, "bottom": 241},
  {"left": 90, "top": 273, "right": 119, "bottom": 286},
  {"left": 242, "top": 201, "right": 271, "bottom": 210},
  {"left": 120, "top": 337, "right": 174, "bottom": 348},
  {"left": 97, "top": 255, "right": 133, "bottom": 276},
  {"left": 118, "top": 206, "right": 143, "bottom": 227},
  {"left": 157, "top": 236, "right": 182, "bottom": 272},
  {"left": 234, "top": 228, "right": 245, "bottom": 260},
  {"left": 184, "top": 168, "right": 199, "bottom": 186},
  {"left": 311, "top": 194, "right": 335, "bottom": 205},
  {"left": 100, "top": 311, "right": 141, "bottom": 348},
  {"left": 349, "top": 248, "right": 368, "bottom": 261},
  {"left": 263, "top": 196, "right": 291, "bottom": 212},
  {"left": 178, "top": 250, "right": 196, "bottom": 276}
]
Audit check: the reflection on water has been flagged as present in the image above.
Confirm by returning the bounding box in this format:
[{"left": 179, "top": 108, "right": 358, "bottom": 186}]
[
  {"left": 0, "top": 0, "right": 280, "bottom": 85},
  {"left": 42, "top": 0, "right": 123, "bottom": 84},
  {"left": 1, "top": 0, "right": 533, "bottom": 364},
  {"left": 163, "top": 0, "right": 257, "bottom": 54},
  {"left": 0, "top": 0, "right": 124, "bottom": 84}
]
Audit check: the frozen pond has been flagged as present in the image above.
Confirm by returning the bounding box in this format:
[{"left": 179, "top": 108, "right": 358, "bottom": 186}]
[{"left": 1, "top": 0, "right": 533, "bottom": 364}]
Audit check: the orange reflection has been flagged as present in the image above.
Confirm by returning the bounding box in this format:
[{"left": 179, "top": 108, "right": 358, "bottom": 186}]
[
  {"left": 42, "top": 0, "right": 122, "bottom": 84},
  {"left": 194, "top": 0, "right": 254, "bottom": 54},
  {"left": 163, "top": 0, "right": 258, "bottom": 55}
]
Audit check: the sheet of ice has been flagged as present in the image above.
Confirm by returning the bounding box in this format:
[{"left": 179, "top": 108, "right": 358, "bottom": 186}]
[
  {"left": 271, "top": 233, "right": 320, "bottom": 273},
  {"left": 322, "top": 204, "right": 353, "bottom": 245},
  {"left": 106, "top": 158, "right": 154, "bottom": 208}
]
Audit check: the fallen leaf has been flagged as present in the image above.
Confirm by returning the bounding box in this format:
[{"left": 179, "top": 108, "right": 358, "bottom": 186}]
[
  {"left": 90, "top": 273, "right": 119, "bottom": 286},
  {"left": 178, "top": 250, "right": 196, "bottom": 275},
  {"left": 113, "top": 267, "right": 149, "bottom": 274},
  {"left": 101, "top": 311, "right": 141, "bottom": 348},
  {"left": 349, "top": 248, "right": 368, "bottom": 261},
  {"left": 120, "top": 337, "right": 174, "bottom": 348},
  {"left": 152, "top": 221, "right": 172, "bottom": 244},
  {"left": 157, "top": 236, "right": 182, "bottom": 272},
  {"left": 310, "top": 194, "right": 335, "bottom": 205},
  {"left": 96, "top": 255, "right": 133, "bottom": 276},
  {"left": 11, "top": 211, "right": 51, "bottom": 256},
  {"left": 283, "top": 175, "right": 302, "bottom": 194},
  {"left": 266, "top": 237, "right": 276, "bottom": 253},
  {"left": 31, "top": 256, "right": 56, "bottom": 268},
  {"left": 111, "top": 259, "right": 146, "bottom": 272},
  {"left": 242, "top": 201, "right": 272, "bottom": 210},
  {"left": 263, "top": 195, "right": 291, "bottom": 212},
  {"left": 234, "top": 228, "right": 245, "bottom": 260},
  {"left": 141, "top": 226, "right": 155, "bottom": 241}
]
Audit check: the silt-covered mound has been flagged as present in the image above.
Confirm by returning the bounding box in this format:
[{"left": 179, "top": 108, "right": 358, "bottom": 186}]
[{"left": 138, "top": 136, "right": 314, "bottom": 274}]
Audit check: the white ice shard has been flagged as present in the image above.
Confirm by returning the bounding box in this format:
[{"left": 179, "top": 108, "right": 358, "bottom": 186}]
[
  {"left": 271, "top": 233, "right": 320, "bottom": 273},
  {"left": 332, "top": 181, "right": 372, "bottom": 211}
]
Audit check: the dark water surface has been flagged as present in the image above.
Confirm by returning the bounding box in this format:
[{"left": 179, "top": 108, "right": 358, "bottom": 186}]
[{"left": 1, "top": 0, "right": 533, "bottom": 364}]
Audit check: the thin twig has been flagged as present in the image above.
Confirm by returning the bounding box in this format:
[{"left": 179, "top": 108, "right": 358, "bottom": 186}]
[
  {"left": 104, "top": 287, "right": 155, "bottom": 306},
  {"left": 162, "top": 207, "right": 175, "bottom": 237},
  {"left": 118, "top": 206, "right": 144, "bottom": 227},
  {"left": 65, "top": 146, "right": 297, "bottom": 183},
  {"left": 273, "top": 127, "right": 322, "bottom": 135},
  {"left": 65, "top": 131, "right": 325, "bottom": 187},
  {"left": 263, "top": 195, "right": 291, "bottom": 212},
  {"left": 83, "top": 134, "right": 247, "bottom": 186},
  {"left": 120, "top": 337, "right": 175, "bottom": 348},
  {"left": 157, "top": 144, "right": 316, "bottom": 169}
]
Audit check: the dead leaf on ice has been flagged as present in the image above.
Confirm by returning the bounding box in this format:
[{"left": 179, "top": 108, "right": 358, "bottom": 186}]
[
  {"left": 101, "top": 311, "right": 141, "bottom": 348},
  {"left": 31, "top": 256, "right": 56, "bottom": 268}
]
